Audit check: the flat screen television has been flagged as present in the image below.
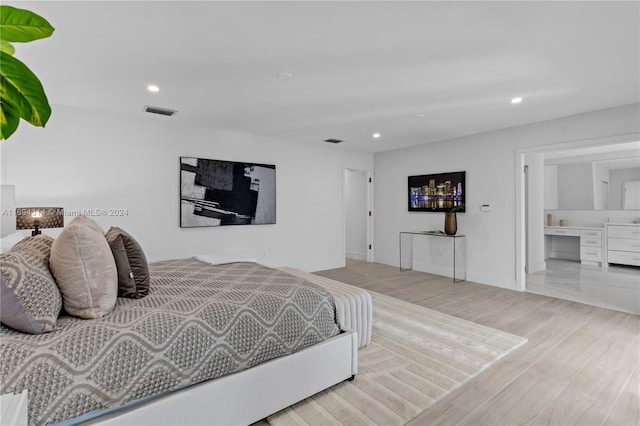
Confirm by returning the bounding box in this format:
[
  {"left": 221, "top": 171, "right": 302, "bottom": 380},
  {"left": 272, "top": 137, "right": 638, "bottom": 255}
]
[{"left": 408, "top": 171, "right": 465, "bottom": 212}]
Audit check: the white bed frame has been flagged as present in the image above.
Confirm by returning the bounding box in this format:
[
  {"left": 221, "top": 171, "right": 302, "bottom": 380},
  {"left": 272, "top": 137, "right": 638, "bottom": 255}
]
[{"left": 86, "top": 329, "right": 358, "bottom": 426}]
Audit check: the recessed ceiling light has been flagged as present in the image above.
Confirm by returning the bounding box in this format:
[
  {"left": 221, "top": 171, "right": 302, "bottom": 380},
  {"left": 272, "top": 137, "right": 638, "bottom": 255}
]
[
  {"left": 412, "top": 113, "right": 425, "bottom": 118},
  {"left": 147, "top": 85, "right": 160, "bottom": 93},
  {"left": 511, "top": 97, "right": 523, "bottom": 104},
  {"left": 372, "top": 133, "right": 381, "bottom": 139},
  {"left": 276, "top": 72, "right": 293, "bottom": 80}
]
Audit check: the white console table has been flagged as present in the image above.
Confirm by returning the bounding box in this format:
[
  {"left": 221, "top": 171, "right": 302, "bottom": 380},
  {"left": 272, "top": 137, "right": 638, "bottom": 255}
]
[
  {"left": 544, "top": 226, "right": 604, "bottom": 266},
  {"left": 399, "top": 231, "right": 466, "bottom": 282}
]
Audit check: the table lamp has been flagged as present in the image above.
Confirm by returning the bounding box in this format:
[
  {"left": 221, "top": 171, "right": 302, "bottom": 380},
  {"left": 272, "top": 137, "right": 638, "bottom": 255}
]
[{"left": 16, "top": 207, "right": 64, "bottom": 236}]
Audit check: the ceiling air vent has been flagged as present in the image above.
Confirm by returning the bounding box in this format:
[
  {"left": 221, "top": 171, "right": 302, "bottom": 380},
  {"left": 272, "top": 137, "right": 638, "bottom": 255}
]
[
  {"left": 145, "top": 105, "right": 177, "bottom": 117},
  {"left": 324, "top": 138, "right": 343, "bottom": 144}
]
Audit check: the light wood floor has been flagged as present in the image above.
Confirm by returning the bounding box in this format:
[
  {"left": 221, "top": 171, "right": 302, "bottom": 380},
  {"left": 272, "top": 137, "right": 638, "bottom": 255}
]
[{"left": 314, "top": 259, "right": 639, "bottom": 426}]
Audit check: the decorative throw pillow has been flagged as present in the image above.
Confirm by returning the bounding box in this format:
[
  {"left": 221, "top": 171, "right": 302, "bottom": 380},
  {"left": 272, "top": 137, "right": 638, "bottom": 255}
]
[
  {"left": 105, "top": 235, "right": 138, "bottom": 298},
  {"left": 105, "top": 227, "right": 150, "bottom": 298},
  {"left": 49, "top": 216, "right": 117, "bottom": 318},
  {"left": 0, "top": 235, "right": 62, "bottom": 333},
  {"left": 69, "top": 214, "right": 105, "bottom": 235}
]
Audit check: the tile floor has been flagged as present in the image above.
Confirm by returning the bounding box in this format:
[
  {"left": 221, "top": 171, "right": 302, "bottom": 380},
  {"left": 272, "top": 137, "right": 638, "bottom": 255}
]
[{"left": 527, "top": 258, "right": 640, "bottom": 314}]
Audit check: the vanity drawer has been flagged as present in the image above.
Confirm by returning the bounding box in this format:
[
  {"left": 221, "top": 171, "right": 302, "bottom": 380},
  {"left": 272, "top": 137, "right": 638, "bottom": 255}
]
[
  {"left": 545, "top": 228, "right": 580, "bottom": 236},
  {"left": 580, "top": 230, "right": 602, "bottom": 239},
  {"left": 607, "top": 226, "right": 640, "bottom": 240},
  {"left": 580, "top": 246, "right": 602, "bottom": 262},
  {"left": 581, "top": 238, "right": 601, "bottom": 247},
  {"left": 608, "top": 250, "right": 640, "bottom": 267},
  {"left": 608, "top": 238, "right": 640, "bottom": 253}
]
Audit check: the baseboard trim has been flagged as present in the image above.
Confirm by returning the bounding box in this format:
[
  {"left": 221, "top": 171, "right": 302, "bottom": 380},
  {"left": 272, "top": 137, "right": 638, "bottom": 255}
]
[
  {"left": 346, "top": 251, "right": 367, "bottom": 261},
  {"left": 374, "top": 257, "right": 516, "bottom": 290}
]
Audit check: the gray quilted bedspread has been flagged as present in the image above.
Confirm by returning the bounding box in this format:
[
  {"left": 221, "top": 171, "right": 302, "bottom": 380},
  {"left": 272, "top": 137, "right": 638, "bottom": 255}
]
[{"left": 0, "top": 259, "right": 340, "bottom": 425}]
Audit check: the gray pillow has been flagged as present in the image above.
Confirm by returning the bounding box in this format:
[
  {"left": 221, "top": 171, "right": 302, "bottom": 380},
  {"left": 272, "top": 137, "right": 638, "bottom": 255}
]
[
  {"left": 50, "top": 216, "right": 117, "bottom": 319},
  {"left": 106, "top": 234, "right": 138, "bottom": 298},
  {"left": 0, "top": 235, "right": 61, "bottom": 333},
  {"left": 105, "top": 227, "right": 150, "bottom": 298}
]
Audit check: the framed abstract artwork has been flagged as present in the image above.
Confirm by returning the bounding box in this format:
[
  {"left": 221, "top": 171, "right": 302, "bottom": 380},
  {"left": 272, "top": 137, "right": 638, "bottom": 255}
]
[{"left": 180, "top": 157, "right": 276, "bottom": 227}]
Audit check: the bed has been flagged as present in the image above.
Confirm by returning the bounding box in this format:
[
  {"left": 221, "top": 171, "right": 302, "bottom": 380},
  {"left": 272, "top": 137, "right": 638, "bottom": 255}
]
[{"left": 1, "top": 251, "right": 358, "bottom": 425}]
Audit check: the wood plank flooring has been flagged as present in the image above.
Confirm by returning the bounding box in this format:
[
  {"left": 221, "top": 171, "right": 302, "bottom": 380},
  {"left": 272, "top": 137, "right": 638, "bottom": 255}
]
[{"left": 314, "top": 259, "right": 639, "bottom": 426}]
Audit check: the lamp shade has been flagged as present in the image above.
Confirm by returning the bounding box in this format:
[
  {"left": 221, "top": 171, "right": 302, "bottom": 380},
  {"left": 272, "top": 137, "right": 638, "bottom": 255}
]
[{"left": 16, "top": 207, "right": 64, "bottom": 230}]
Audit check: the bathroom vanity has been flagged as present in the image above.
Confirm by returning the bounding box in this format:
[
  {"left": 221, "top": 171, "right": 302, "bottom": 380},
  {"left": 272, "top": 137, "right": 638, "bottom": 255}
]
[
  {"left": 544, "top": 226, "right": 604, "bottom": 266},
  {"left": 544, "top": 223, "right": 640, "bottom": 268}
]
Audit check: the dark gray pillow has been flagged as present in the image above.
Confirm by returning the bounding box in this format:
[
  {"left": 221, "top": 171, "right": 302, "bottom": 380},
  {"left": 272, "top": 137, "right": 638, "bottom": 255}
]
[
  {"left": 0, "top": 235, "right": 61, "bottom": 333},
  {"left": 105, "top": 227, "right": 150, "bottom": 298},
  {"left": 106, "top": 234, "right": 138, "bottom": 298}
]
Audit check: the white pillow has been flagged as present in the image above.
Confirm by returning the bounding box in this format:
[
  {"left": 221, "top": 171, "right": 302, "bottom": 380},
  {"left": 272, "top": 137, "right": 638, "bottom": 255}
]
[{"left": 49, "top": 216, "right": 117, "bottom": 319}]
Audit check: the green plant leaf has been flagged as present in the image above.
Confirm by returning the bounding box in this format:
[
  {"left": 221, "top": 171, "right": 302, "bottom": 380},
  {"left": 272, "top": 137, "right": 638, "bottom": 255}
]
[
  {"left": 0, "top": 6, "right": 54, "bottom": 43},
  {"left": 448, "top": 203, "right": 465, "bottom": 214},
  {"left": 0, "top": 51, "right": 51, "bottom": 128},
  {"left": 0, "top": 40, "right": 15, "bottom": 55},
  {"left": 0, "top": 98, "right": 20, "bottom": 139}
]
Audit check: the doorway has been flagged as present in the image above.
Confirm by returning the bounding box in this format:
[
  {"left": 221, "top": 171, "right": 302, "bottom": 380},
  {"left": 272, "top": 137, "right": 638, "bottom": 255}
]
[
  {"left": 344, "top": 168, "right": 373, "bottom": 263},
  {"left": 515, "top": 135, "right": 640, "bottom": 313},
  {"left": 516, "top": 134, "right": 639, "bottom": 290}
]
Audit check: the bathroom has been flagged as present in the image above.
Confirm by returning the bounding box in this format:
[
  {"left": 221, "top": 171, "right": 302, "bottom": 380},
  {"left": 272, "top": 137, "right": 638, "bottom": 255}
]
[{"left": 525, "top": 140, "right": 640, "bottom": 314}]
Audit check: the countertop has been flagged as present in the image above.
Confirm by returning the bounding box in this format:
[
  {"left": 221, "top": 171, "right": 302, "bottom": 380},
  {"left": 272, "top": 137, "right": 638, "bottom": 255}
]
[{"left": 544, "top": 225, "right": 604, "bottom": 231}]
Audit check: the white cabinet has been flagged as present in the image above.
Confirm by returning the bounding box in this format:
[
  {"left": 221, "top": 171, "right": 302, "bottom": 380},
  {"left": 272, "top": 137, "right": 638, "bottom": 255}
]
[
  {"left": 580, "top": 229, "right": 602, "bottom": 265},
  {"left": 579, "top": 229, "right": 602, "bottom": 266},
  {"left": 544, "top": 226, "right": 603, "bottom": 266},
  {"left": 606, "top": 224, "right": 640, "bottom": 267}
]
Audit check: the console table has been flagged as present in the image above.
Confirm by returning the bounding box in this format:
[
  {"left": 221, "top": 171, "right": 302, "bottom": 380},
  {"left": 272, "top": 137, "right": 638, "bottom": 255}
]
[{"left": 399, "top": 231, "right": 467, "bottom": 282}]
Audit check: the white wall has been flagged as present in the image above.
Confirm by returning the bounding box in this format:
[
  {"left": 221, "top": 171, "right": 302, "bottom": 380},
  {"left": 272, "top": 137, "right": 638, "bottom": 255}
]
[
  {"left": 374, "top": 103, "right": 640, "bottom": 290},
  {"left": 0, "top": 185, "right": 15, "bottom": 237},
  {"left": 344, "top": 169, "right": 368, "bottom": 260},
  {"left": 0, "top": 105, "right": 373, "bottom": 272}
]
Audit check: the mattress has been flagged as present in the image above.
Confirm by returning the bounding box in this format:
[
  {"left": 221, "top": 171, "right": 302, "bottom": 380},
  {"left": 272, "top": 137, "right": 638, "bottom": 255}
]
[
  {"left": 277, "top": 267, "right": 372, "bottom": 348},
  {"left": 0, "top": 259, "right": 340, "bottom": 425}
]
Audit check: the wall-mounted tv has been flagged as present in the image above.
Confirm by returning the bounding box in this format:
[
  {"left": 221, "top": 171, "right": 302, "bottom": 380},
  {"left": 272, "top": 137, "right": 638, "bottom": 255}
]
[{"left": 408, "top": 171, "right": 465, "bottom": 212}]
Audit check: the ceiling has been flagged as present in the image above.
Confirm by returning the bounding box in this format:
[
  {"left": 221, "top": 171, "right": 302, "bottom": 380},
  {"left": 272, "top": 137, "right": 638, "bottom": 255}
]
[{"left": 10, "top": 1, "right": 640, "bottom": 153}]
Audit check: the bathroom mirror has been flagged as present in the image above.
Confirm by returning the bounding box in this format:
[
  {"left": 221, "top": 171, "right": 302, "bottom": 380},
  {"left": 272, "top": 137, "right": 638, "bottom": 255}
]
[{"left": 544, "top": 143, "right": 640, "bottom": 211}]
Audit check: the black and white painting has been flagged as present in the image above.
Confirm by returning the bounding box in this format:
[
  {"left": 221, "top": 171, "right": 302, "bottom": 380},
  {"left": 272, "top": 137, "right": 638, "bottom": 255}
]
[{"left": 180, "top": 157, "right": 276, "bottom": 227}]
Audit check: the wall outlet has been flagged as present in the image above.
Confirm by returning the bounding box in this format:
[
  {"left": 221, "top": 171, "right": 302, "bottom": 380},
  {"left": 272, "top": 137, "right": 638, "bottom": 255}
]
[
  {"left": 438, "top": 248, "right": 444, "bottom": 255},
  {"left": 263, "top": 249, "right": 268, "bottom": 258}
]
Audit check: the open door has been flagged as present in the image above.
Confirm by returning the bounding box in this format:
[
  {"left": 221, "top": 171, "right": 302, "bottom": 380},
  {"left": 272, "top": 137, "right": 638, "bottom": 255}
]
[{"left": 344, "top": 168, "right": 373, "bottom": 263}]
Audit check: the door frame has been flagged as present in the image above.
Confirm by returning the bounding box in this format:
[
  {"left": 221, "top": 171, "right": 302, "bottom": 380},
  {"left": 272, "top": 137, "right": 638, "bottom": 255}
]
[{"left": 343, "top": 167, "right": 374, "bottom": 263}]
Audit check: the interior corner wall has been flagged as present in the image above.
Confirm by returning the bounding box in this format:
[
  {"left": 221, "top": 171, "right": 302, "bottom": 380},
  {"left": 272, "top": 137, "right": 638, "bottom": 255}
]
[
  {"left": 1, "top": 105, "right": 373, "bottom": 272},
  {"left": 373, "top": 103, "right": 640, "bottom": 290}
]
